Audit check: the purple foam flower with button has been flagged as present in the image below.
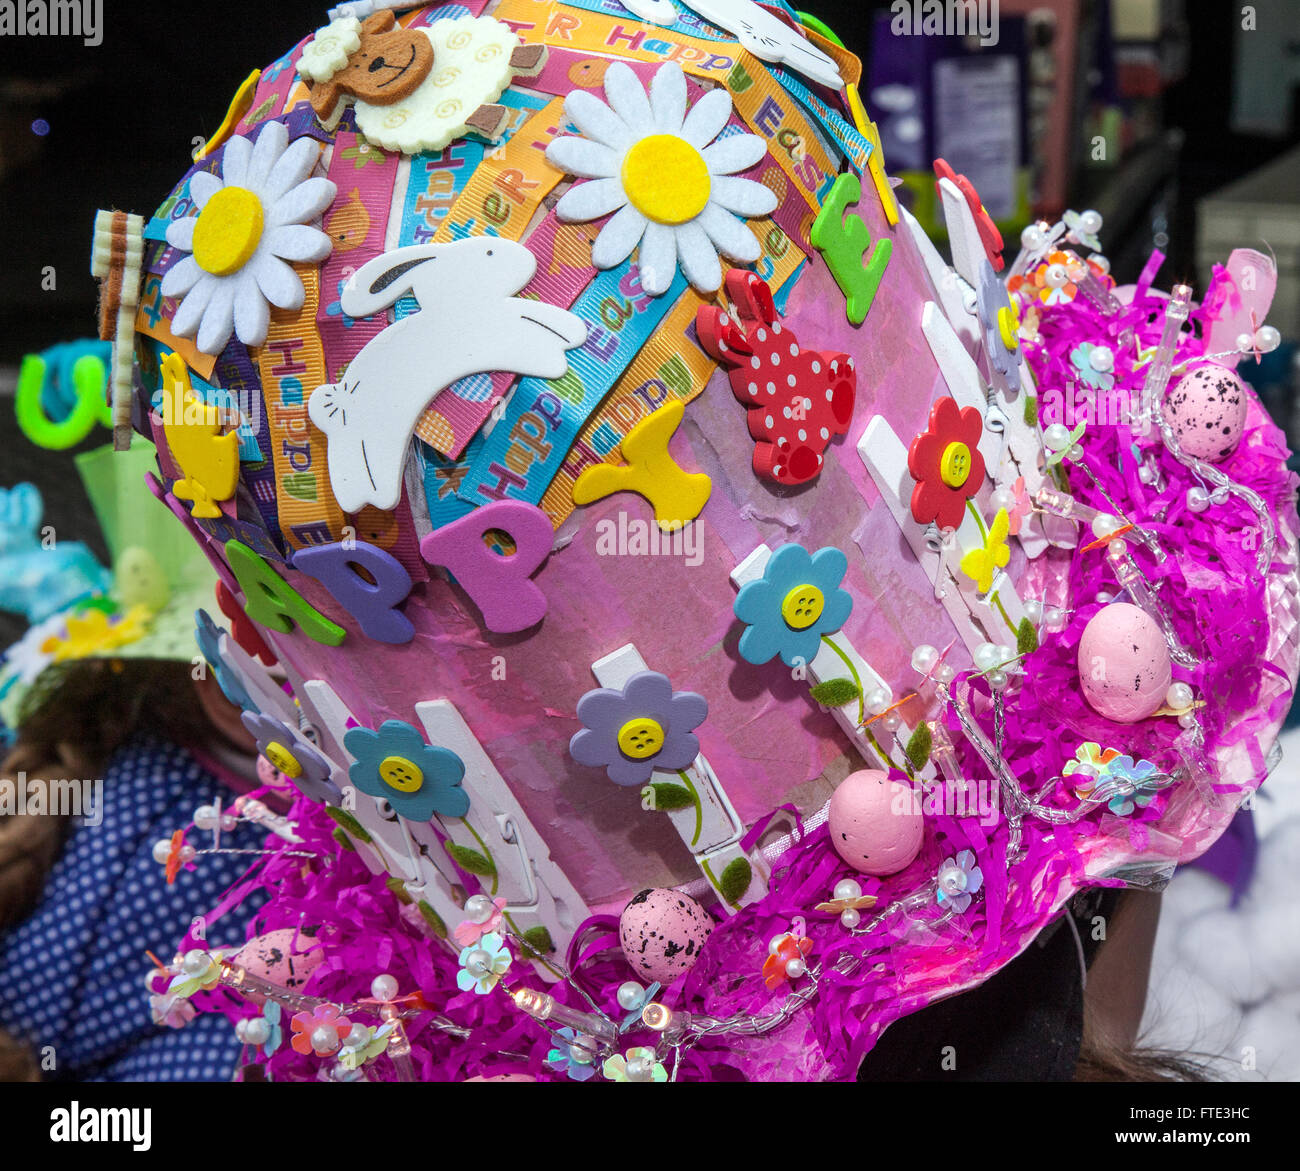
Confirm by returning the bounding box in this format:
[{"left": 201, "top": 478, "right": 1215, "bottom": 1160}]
[
  {"left": 977, "top": 258, "right": 1022, "bottom": 382},
  {"left": 935, "top": 850, "right": 983, "bottom": 913},
  {"left": 241, "top": 711, "right": 341, "bottom": 805},
  {"left": 343, "top": 719, "right": 469, "bottom": 822},
  {"left": 570, "top": 670, "right": 707, "bottom": 787}
]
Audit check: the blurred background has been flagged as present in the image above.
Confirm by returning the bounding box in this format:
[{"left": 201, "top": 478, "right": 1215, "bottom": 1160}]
[{"left": 0, "top": 0, "right": 1298, "bottom": 1077}]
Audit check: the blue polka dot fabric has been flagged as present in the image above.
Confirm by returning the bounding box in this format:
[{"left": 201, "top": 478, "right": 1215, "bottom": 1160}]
[{"left": 0, "top": 734, "right": 265, "bottom": 1081}]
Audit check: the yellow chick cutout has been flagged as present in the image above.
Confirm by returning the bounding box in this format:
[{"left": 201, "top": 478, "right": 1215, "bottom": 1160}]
[{"left": 160, "top": 351, "right": 239, "bottom": 518}]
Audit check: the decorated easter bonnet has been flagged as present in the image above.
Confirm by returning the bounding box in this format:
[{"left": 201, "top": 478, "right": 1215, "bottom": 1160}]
[
  {"left": 99, "top": 0, "right": 1298, "bottom": 1081},
  {"left": 0, "top": 435, "right": 220, "bottom": 731}
]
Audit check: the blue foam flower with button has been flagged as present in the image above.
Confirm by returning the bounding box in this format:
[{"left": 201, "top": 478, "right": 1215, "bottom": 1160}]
[
  {"left": 195, "top": 610, "right": 256, "bottom": 712},
  {"left": 343, "top": 719, "right": 469, "bottom": 823},
  {"left": 734, "top": 543, "right": 854, "bottom": 668}
]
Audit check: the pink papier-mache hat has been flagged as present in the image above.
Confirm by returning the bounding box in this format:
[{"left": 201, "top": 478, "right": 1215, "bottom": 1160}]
[{"left": 99, "top": 1, "right": 1297, "bottom": 1082}]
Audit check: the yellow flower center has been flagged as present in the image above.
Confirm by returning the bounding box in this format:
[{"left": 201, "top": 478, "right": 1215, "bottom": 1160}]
[
  {"left": 378, "top": 755, "right": 424, "bottom": 792},
  {"left": 621, "top": 134, "right": 710, "bottom": 225},
  {"left": 940, "top": 441, "right": 972, "bottom": 488},
  {"left": 192, "top": 185, "right": 264, "bottom": 276},
  {"left": 264, "top": 741, "right": 301, "bottom": 778},
  {"left": 997, "top": 303, "right": 1020, "bottom": 351},
  {"left": 617, "top": 717, "right": 665, "bottom": 760},
  {"left": 781, "top": 584, "right": 824, "bottom": 630}
]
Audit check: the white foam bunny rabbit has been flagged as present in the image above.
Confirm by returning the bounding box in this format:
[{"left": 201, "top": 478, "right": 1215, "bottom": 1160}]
[{"left": 308, "top": 237, "right": 587, "bottom": 514}]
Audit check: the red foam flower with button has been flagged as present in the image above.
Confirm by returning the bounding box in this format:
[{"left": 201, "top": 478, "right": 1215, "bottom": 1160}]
[
  {"left": 933, "top": 158, "right": 1004, "bottom": 271},
  {"left": 908, "top": 396, "right": 986, "bottom": 531}
]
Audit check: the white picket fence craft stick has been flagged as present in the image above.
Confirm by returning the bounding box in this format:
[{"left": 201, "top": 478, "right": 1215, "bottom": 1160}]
[
  {"left": 921, "top": 302, "right": 1005, "bottom": 472},
  {"left": 588, "top": 643, "right": 770, "bottom": 914},
  {"left": 857, "top": 416, "right": 1026, "bottom": 653},
  {"left": 729, "top": 545, "right": 936, "bottom": 782},
  {"left": 937, "top": 176, "right": 984, "bottom": 290},
  {"left": 902, "top": 204, "right": 979, "bottom": 351}
]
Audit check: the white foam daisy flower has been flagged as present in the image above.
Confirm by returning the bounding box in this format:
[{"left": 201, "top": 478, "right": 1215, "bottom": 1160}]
[
  {"left": 545, "top": 61, "right": 778, "bottom": 296},
  {"left": 161, "top": 122, "right": 337, "bottom": 355}
]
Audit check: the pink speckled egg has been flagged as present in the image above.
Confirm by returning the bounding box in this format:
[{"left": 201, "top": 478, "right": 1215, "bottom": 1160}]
[
  {"left": 619, "top": 888, "right": 714, "bottom": 984},
  {"left": 828, "top": 770, "right": 924, "bottom": 876},
  {"left": 1078, "top": 602, "right": 1172, "bottom": 723},
  {"left": 234, "top": 929, "right": 324, "bottom": 993},
  {"left": 1165, "top": 364, "right": 1248, "bottom": 463}
]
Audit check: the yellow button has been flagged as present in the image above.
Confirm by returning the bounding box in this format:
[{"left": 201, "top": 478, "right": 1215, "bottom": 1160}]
[
  {"left": 264, "top": 741, "right": 301, "bottom": 778},
  {"left": 621, "top": 134, "right": 711, "bottom": 225},
  {"left": 378, "top": 755, "right": 424, "bottom": 792},
  {"left": 997, "top": 304, "right": 1020, "bottom": 351},
  {"left": 781, "top": 584, "right": 825, "bottom": 630},
  {"left": 192, "top": 185, "right": 264, "bottom": 276},
  {"left": 939, "top": 441, "right": 972, "bottom": 489},
  {"left": 617, "top": 718, "right": 665, "bottom": 760}
]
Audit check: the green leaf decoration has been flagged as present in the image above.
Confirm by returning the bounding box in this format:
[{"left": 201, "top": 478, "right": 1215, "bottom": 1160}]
[
  {"left": 518, "top": 926, "right": 555, "bottom": 958},
  {"left": 905, "top": 722, "right": 933, "bottom": 771},
  {"left": 325, "top": 806, "right": 372, "bottom": 844},
  {"left": 385, "top": 876, "right": 412, "bottom": 905},
  {"left": 810, "top": 677, "right": 862, "bottom": 707},
  {"left": 332, "top": 826, "right": 356, "bottom": 853},
  {"left": 1017, "top": 616, "right": 1039, "bottom": 656},
  {"left": 416, "top": 901, "right": 447, "bottom": 938},
  {"left": 718, "top": 857, "right": 752, "bottom": 905},
  {"left": 1024, "top": 396, "right": 1038, "bottom": 427},
  {"left": 446, "top": 842, "right": 497, "bottom": 878},
  {"left": 645, "top": 782, "right": 695, "bottom": 811}
]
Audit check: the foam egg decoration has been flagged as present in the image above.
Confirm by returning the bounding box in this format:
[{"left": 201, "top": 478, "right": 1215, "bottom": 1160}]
[
  {"left": 1078, "top": 602, "right": 1172, "bottom": 723},
  {"left": 828, "top": 769, "right": 924, "bottom": 876},
  {"left": 1164, "top": 364, "right": 1248, "bottom": 463},
  {"left": 233, "top": 929, "right": 324, "bottom": 993},
  {"left": 619, "top": 888, "right": 714, "bottom": 984}
]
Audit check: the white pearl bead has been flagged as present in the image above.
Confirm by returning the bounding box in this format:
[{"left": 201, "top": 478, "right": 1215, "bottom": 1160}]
[
  {"left": 1045, "top": 263, "right": 1069, "bottom": 289},
  {"left": 626, "top": 1055, "right": 655, "bottom": 1081},
  {"left": 1256, "top": 325, "right": 1281, "bottom": 353},
  {"left": 1023, "top": 599, "right": 1043, "bottom": 622},
  {"left": 1021, "top": 224, "right": 1045, "bottom": 250},
  {"left": 1066, "top": 444, "right": 1084, "bottom": 462},
  {"left": 1043, "top": 605, "right": 1063, "bottom": 628},
  {"left": 1071, "top": 763, "right": 1097, "bottom": 778},
  {"left": 987, "top": 670, "right": 1008, "bottom": 692},
  {"left": 883, "top": 713, "right": 902, "bottom": 732},
  {"left": 178, "top": 845, "right": 196, "bottom": 864},
  {"left": 182, "top": 950, "right": 207, "bottom": 975},
  {"left": 1108, "top": 538, "right": 1128, "bottom": 559},
  {"left": 1186, "top": 486, "right": 1211, "bottom": 513},
  {"left": 990, "top": 487, "right": 1014, "bottom": 513},
  {"left": 1237, "top": 332, "right": 1256, "bottom": 353},
  {"left": 464, "top": 894, "right": 496, "bottom": 924},
  {"left": 311, "top": 1026, "right": 339, "bottom": 1053},
  {"left": 911, "top": 644, "right": 938, "bottom": 674},
  {"left": 1091, "top": 255, "right": 1111, "bottom": 275},
  {"left": 220, "top": 814, "right": 238, "bottom": 832},
  {"left": 193, "top": 804, "right": 219, "bottom": 830},
  {"left": 974, "top": 642, "right": 1001, "bottom": 671},
  {"left": 239, "top": 1017, "right": 271, "bottom": 1046},
  {"left": 840, "top": 908, "right": 861, "bottom": 929},
  {"left": 370, "top": 973, "right": 399, "bottom": 1001},
  {"left": 864, "top": 687, "right": 892, "bottom": 715},
  {"left": 935, "top": 664, "right": 957, "bottom": 684},
  {"left": 1079, "top": 209, "right": 1103, "bottom": 235},
  {"left": 465, "top": 949, "right": 493, "bottom": 978},
  {"left": 1096, "top": 591, "right": 1114, "bottom": 604},
  {"left": 1210, "top": 485, "right": 1229, "bottom": 505},
  {"left": 1088, "top": 346, "right": 1114, "bottom": 373},
  {"left": 833, "top": 878, "right": 863, "bottom": 902},
  {"left": 151, "top": 839, "right": 173, "bottom": 865},
  {"left": 1179, "top": 712, "right": 1198, "bottom": 729},
  {"left": 1166, "top": 682, "right": 1194, "bottom": 710},
  {"left": 768, "top": 936, "right": 785, "bottom": 955},
  {"left": 995, "top": 644, "right": 1014, "bottom": 663},
  {"left": 1043, "top": 423, "right": 1071, "bottom": 449},
  {"left": 616, "top": 981, "right": 645, "bottom": 1011},
  {"left": 346, "top": 1024, "right": 370, "bottom": 1047},
  {"left": 569, "top": 1040, "right": 594, "bottom": 1065},
  {"left": 785, "top": 958, "right": 806, "bottom": 979}
]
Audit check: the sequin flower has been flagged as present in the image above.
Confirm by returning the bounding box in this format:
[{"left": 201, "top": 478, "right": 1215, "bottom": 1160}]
[
  {"left": 546, "top": 61, "right": 778, "bottom": 296},
  {"left": 603, "top": 1046, "right": 668, "bottom": 1083},
  {"left": 452, "top": 897, "right": 507, "bottom": 947},
  {"left": 762, "top": 932, "right": 813, "bottom": 990},
  {"left": 195, "top": 610, "right": 255, "bottom": 711},
  {"left": 1063, "top": 742, "right": 1121, "bottom": 799},
  {"left": 166, "top": 951, "right": 223, "bottom": 1000},
  {"left": 456, "top": 932, "right": 512, "bottom": 995},
  {"left": 259, "top": 1001, "right": 283, "bottom": 1055},
  {"left": 546, "top": 1026, "right": 599, "bottom": 1081},
  {"left": 241, "top": 712, "right": 341, "bottom": 805},
  {"left": 570, "top": 670, "right": 708, "bottom": 787},
  {"left": 150, "top": 993, "right": 196, "bottom": 1029},
  {"left": 978, "top": 259, "right": 1021, "bottom": 381},
  {"left": 290, "top": 1004, "right": 352, "bottom": 1057},
  {"left": 907, "top": 397, "right": 987, "bottom": 531},
  {"left": 1004, "top": 476, "right": 1031, "bottom": 536},
  {"left": 619, "top": 982, "right": 662, "bottom": 1033},
  {"left": 734, "top": 543, "right": 854, "bottom": 668},
  {"left": 1029, "top": 250, "right": 1077, "bottom": 306},
  {"left": 936, "top": 850, "right": 983, "bottom": 913},
  {"left": 162, "top": 121, "right": 336, "bottom": 354},
  {"left": 338, "top": 1022, "right": 395, "bottom": 1070},
  {"left": 344, "top": 719, "right": 469, "bottom": 821},
  {"left": 1070, "top": 342, "right": 1115, "bottom": 391},
  {"left": 959, "top": 508, "right": 1011, "bottom": 594},
  {"left": 1103, "top": 756, "right": 1163, "bottom": 816}
]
